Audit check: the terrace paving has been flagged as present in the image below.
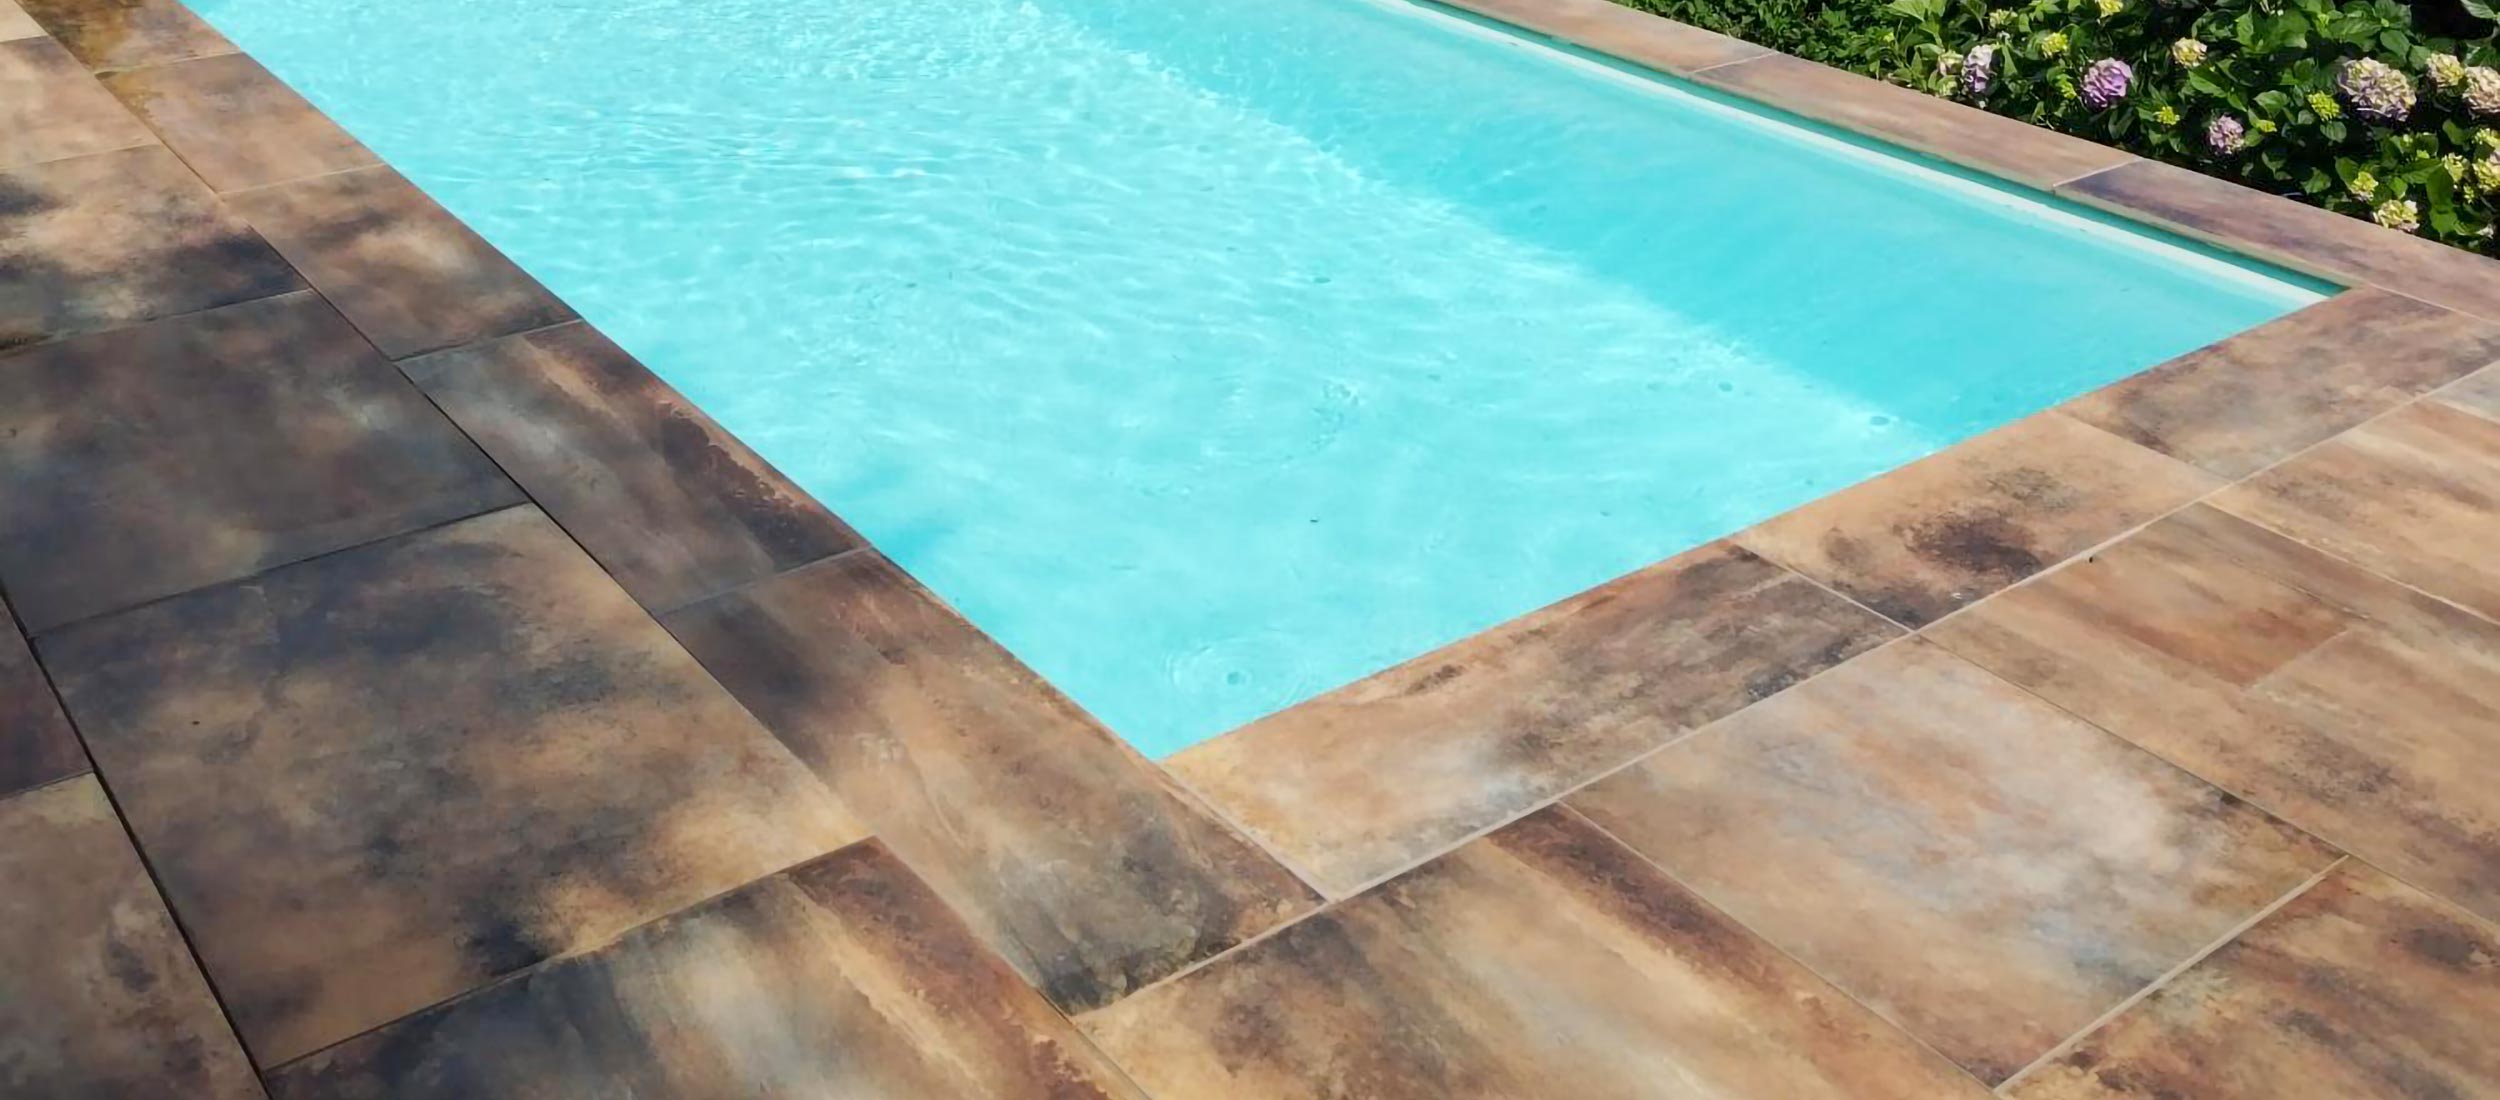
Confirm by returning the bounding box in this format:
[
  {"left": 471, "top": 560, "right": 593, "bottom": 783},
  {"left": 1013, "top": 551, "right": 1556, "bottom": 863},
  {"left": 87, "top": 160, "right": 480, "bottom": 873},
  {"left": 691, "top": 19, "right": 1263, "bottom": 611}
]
[{"left": 1, "top": 0, "right": 2494, "bottom": 1095}]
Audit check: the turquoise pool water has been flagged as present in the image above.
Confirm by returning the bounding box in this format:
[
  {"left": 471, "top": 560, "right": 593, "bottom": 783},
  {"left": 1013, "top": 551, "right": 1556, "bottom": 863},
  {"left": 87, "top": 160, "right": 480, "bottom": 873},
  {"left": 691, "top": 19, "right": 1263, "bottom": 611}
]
[{"left": 195, "top": 0, "right": 2321, "bottom": 757}]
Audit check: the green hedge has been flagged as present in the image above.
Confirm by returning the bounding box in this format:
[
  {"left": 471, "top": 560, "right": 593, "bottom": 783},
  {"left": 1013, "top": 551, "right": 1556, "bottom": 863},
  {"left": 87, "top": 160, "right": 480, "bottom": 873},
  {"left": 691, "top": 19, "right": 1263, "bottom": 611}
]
[{"left": 1616, "top": 0, "right": 2500, "bottom": 254}]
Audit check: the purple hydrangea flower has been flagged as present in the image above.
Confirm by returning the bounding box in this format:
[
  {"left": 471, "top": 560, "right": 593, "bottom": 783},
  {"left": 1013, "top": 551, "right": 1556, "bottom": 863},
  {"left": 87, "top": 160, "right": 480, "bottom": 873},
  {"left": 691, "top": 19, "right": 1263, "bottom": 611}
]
[
  {"left": 2335, "top": 58, "right": 2416, "bottom": 123},
  {"left": 1961, "top": 44, "right": 1997, "bottom": 98},
  {"left": 2081, "top": 58, "right": 2133, "bottom": 109},
  {"left": 2204, "top": 113, "right": 2247, "bottom": 156}
]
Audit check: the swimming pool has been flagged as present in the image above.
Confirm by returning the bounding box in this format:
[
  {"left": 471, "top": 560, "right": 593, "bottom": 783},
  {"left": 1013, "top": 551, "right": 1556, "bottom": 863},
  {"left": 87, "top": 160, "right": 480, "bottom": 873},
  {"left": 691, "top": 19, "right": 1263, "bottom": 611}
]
[{"left": 194, "top": 0, "right": 2323, "bottom": 757}]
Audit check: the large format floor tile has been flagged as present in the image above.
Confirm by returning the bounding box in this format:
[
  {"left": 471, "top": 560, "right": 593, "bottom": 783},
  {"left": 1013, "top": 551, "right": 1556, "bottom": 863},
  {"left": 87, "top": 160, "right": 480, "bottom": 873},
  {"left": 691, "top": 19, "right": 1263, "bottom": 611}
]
[
  {"left": 2006, "top": 863, "right": 2500, "bottom": 1099},
  {"left": 0, "top": 594, "right": 81, "bottom": 798},
  {"left": 0, "top": 292, "right": 521, "bottom": 633},
  {"left": 0, "top": 777, "right": 261, "bottom": 1098},
  {"left": 1166, "top": 541, "right": 1897, "bottom": 897},
  {"left": 2441, "top": 363, "right": 2500, "bottom": 419},
  {"left": 1570, "top": 639, "right": 2336, "bottom": 1083},
  {"left": 661, "top": 551, "right": 1317, "bottom": 1013},
  {"left": 101, "top": 52, "right": 376, "bottom": 191},
  {"left": 14, "top": 0, "right": 234, "bottom": 70},
  {"left": 40, "top": 505, "right": 867, "bottom": 1065},
  {"left": 1, "top": 0, "right": 42, "bottom": 40},
  {"left": 0, "top": 36, "right": 152, "bottom": 169},
  {"left": 268, "top": 840, "right": 1145, "bottom": 1099},
  {"left": 1082, "top": 807, "right": 1993, "bottom": 1099},
  {"left": 1929, "top": 503, "right": 2500, "bottom": 922}
]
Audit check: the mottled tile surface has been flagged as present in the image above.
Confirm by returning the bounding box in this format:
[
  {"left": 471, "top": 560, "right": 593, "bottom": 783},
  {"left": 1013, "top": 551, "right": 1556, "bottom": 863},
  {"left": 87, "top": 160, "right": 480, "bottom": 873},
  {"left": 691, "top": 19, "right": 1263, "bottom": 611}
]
[
  {"left": 225, "top": 165, "right": 573, "bottom": 358},
  {"left": 0, "top": 36, "right": 152, "bottom": 168},
  {"left": 1930, "top": 503, "right": 2500, "bottom": 922},
  {"left": 0, "top": 0, "right": 43, "bottom": 40},
  {"left": 41, "top": 505, "right": 866, "bottom": 1065},
  {"left": 0, "top": 593, "right": 82, "bottom": 798},
  {"left": 0, "top": 292, "right": 521, "bottom": 633},
  {"left": 2211, "top": 399, "right": 2500, "bottom": 620},
  {"left": 102, "top": 52, "right": 375, "bottom": 191},
  {"left": 2436, "top": 362, "right": 2500, "bottom": 420},
  {"left": 0, "top": 777, "right": 262, "bottom": 1099},
  {"left": 1738, "top": 412, "right": 2221, "bottom": 627},
  {"left": 1444, "top": 0, "right": 1767, "bottom": 73},
  {"left": 2006, "top": 863, "right": 2500, "bottom": 1099},
  {"left": 406, "top": 323, "right": 861, "bottom": 612},
  {"left": 14, "top": 0, "right": 233, "bottom": 70},
  {"left": 1083, "top": 807, "right": 1992, "bottom": 1099},
  {"left": 1571, "top": 639, "right": 2336, "bottom": 1082},
  {"left": 1167, "top": 541, "right": 1897, "bottom": 898},
  {"left": 0, "top": 145, "right": 301, "bottom": 349},
  {"left": 268, "top": 840, "right": 1145, "bottom": 1099},
  {"left": 2064, "top": 289, "right": 2500, "bottom": 478}
]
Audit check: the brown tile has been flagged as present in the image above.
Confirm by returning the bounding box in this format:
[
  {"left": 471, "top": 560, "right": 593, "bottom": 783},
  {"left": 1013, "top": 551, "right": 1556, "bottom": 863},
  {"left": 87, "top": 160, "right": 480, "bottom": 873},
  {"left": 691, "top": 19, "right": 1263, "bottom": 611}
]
[
  {"left": 1442, "top": 0, "right": 1767, "bottom": 73},
  {"left": 2005, "top": 863, "right": 2500, "bottom": 1099},
  {"left": 0, "top": 777, "right": 261, "bottom": 1099},
  {"left": 1737, "top": 412, "right": 2222, "bottom": 627},
  {"left": 0, "top": 292, "right": 522, "bottom": 633},
  {"left": 2064, "top": 290, "right": 2500, "bottom": 479},
  {"left": 225, "top": 165, "right": 574, "bottom": 358},
  {"left": 0, "top": 145, "right": 301, "bottom": 349},
  {"left": 2063, "top": 159, "right": 2500, "bottom": 320},
  {"left": 1166, "top": 540, "right": 1897, "bottom": 898},
  {"left": 268, "top": 840, "right": 1144, "bottom": 1099},
  {"left": 2211, "top": 399, "right": 2500, "bottom": 620},
  {"left": 1081, "top": 807, "right": 1992, "bottom": 1100},
  {"left": 1694, "top": 54, "right": 2133, "bottom": 188},
  {"left": 2439, "top": 362, "right": 2500, "bottom": 420},
  {"left": 404, "top": 323, "right": 862, "bottom": 612},
  {"left": 0, "top": 593, "right": 82, "bottom": 799},
  {"left": 102, "top": 52, "right": 376, "bottom": 192},
  {"left": 14, "top": 0, "right": 233, "bottom": 70},
  {"left": 0, "top": 36, "right": 153, "bottom": 168},
  {"left": 40, "top": 505, "right": 866, "bottom": 1065},
  {"left": 660, "top": 551, "right": 1316, "bottom": 1013},
  {"left": 0, "top": 0, "right": 43, "bottom": 41},
  {"left": 1570, "top": 639, "right": 2336, "bottom": 1083},
  {"left": 1929, "top": 503, "right": 2500, "bottom": 922}
]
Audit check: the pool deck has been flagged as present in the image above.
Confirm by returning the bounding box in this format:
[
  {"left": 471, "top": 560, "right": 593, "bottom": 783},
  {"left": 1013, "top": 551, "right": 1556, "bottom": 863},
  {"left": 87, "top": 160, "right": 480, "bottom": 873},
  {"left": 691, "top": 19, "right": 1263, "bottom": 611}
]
[{"left": 3, "top": 0, "right": 2496, "bottom": 1094}]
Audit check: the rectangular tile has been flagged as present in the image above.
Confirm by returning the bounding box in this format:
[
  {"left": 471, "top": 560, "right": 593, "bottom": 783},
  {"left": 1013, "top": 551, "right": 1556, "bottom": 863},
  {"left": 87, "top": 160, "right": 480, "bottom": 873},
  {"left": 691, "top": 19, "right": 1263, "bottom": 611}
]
[
  {"left": 1737, "top": 411, "right": 2222, "bottom": 627},
  {"left": 224, "top": 165, "right": 574, "bottom": 358},
  {"left": 1570, "top": 638, "right": 2333, "bottom": 1083},
  {"left": 102, "top": 52, "right": 376, "bottom": 191},
  {"left": 660, "top": 551, "right": 1317, "bottom": 1013},
  {"left": 2440, "top": 362, "right": 2500, "bottom": 421},
  {"left": 268, "top": 840, "right": 1145, "bottom": 1098},
  {"left": 1081, "top": 806, "right": 1993, "bottom": 1099},
  {"left": 1441, "top": 0, "right": 1767, "bottom": 73},
  {"left": 0, "top": 0, "right": 43, "bottom": 40},
  {"left": 0, "top": 777, "right": 261, "bottom": 1098},
  {"left": 41, "top": 505, "right": 866, "bottom": 1065},
  {"left": 1165, "top": 540, "right": 1897, "bottom": 898},
  {"left": 14, "top": 0, "right": 233, "bottom": 70},
  {"left": 0, "top": 593, "right": 82, "bottom": 799},
  {"left": 0, "top": 292, "right": 522, "bottom": 633},
  {"left": 404, "top": 323, "right": 862, "bottom": 613},
  {"left": 2063, "top": 290, "right": 2500, "bottom": 479},
  {"left": 0, "top": 36, "right": 153, "bottom": 169}
]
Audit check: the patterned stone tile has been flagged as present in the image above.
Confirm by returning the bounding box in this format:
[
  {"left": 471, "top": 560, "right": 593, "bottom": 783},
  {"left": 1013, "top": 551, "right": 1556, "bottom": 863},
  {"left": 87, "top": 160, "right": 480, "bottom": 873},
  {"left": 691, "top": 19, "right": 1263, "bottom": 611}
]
[
  {"left": 404, "top": 323, "right": 861, "bottom": 613},
  {"left": 1166, "top": 541, "right": 1897, "bottom": 898},
  {"left": 2006, "top": 863, "right": 2500, "bottom": 1099},
  {"left": 0, "top": 1, "right": 43, "bottom": 41},
  {"left": 0, "top": 36, "right": 153, "bottom": 169},
  {"left": 0, "top": 145, "right": 301, "bottom": 349},
  {"left": 14, "top": 0, "right": 234, "bottom": 70},
  {"left": 267, "top": 840, "right": 1144, "bottom": 1099},
  {"left": 102, "top": 52, "right": 376, "bottom": 191},
  {"left": 660, "top": 551, "right": 1317, "bottom": 1013},
  {"left": 0, "top": 292, "right": 522, "bottom": 633},
  {"left": 2439, "top": 362, "right": 2500, "bottom": 421},
  {"left": 0, "top": 777, "right": 261, "bottom": 1099},
  {"left": 1737, "top": 412, "right": 2222, "bottom": 627},
  {"left": 40, "top": 505, "right": 867, "bottom": 1065},
  {"left": 224, "top": 165, "right": 573, "bottom": 358},
  {"left": 1443, "top": 0, "right": 1767, "bottom": 73},
  {"left": 2063, "top": 290, "right": 2500, "bottom": 479},
  {"left": 1081, "top": 807, "right": 1993, "bottom": 1100},
  {"left": 2211, "top": 400, "right": 2500, "bottom": 620},
  {"left": 0, "top": 593, "right": 82, "bottom": 799},
  {"left": 1929, "top": 503, "right": 2500, "bottom": 923},
  {"left": 1569, "top": 638, "right": 2336, "bottom": 1083}
]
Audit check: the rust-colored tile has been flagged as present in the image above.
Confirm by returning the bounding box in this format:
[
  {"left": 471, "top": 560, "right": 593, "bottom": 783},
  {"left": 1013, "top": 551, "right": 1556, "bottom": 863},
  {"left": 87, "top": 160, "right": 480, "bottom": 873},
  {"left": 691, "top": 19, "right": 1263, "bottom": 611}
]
[
  {"left": 224, "top": 165, "right": 574, "bottom": 358},
  {"left": 0, "top": 36, "right": 153, "bottom": 168},
  {"left": 1930, "top": 503, "right": 2500, "bottom": 922},
  {"left": 660, "top": 552, "right": 1316, "bottom": 1013},
  {"left": 0, "top": 777, "right": 261, "bottom": 1099},
  {"left": 2006, "top": 863, "right": 2500, "bottom": 1099},
  {"left": 1570, "top": 639, "right": 2336, "bottom": 1083},
  {"left": 1443, "top": 0, "right": 1766, "bottom": 73},
  {"left": 268, "top": 840, "right": 1144, "bottom": 1099},
  {"left": 40, "top": 505, "right": 867, "bottom": 1065},
  {"left": 2211, "top": 400, "right": 2500, "bottom": 620},
  {"left": 2439, "top": 362, "right": 2500, "bottom": 421},
  {"left": 1737, "top": 412, "right": 2222, "bottom": 627},
  {"left": 102, "top": 52, "right": 376, "bottom": 191},
  {"left": 0, "top": 145, "right": 301, "bottom": 349},
  {"left": 0, "top": 0, "right": 43, "bottom": 40},
  {"left": 1082, "top": 807, "right": 1992, "bottom": 1099},
  {"left": 405, "top": 323, "right": 862, "bottom": 613},
  {"left": 2064, "top": 290, "right": 2500, "bottom": 479},
  {"left": 14, "top": 0, "right": 233, "bottom": 70},
  {"left": 0, "top": 593, "right": 82, "bottom": 799},
  {"left": 1166, "top": 541, "right": 1897, "bottom": 898},
  {"left": 0, "top": 292, "right": 522, "bottom": 633}
]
